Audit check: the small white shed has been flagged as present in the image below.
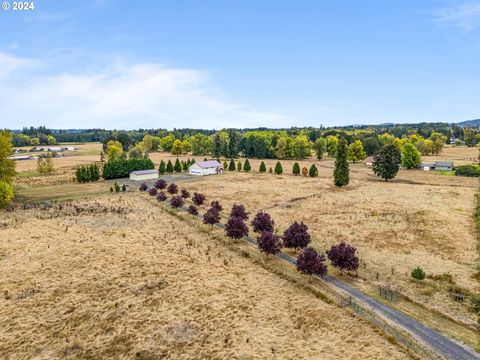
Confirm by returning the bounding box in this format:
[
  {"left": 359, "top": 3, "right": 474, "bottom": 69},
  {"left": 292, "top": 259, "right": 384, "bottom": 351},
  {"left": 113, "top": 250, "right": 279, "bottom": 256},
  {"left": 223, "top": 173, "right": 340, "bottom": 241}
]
[
  {"left": 189, "top": 160, "right": 223, "bottom": 176},
  {"left": 129, "top": 169, "right": 159, "bottom": 181}
]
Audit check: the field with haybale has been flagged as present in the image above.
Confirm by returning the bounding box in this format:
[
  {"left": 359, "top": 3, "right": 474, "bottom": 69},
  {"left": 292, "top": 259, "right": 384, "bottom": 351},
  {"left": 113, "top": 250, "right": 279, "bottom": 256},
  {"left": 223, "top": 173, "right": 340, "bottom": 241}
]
[{"left": 0, "top": 195, "right": 411, "bottom": 359}]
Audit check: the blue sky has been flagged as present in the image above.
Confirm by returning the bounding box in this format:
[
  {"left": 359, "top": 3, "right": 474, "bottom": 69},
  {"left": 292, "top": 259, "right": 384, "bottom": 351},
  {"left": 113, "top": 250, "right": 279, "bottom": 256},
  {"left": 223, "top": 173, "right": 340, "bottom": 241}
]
[{"left": 0, "top": 0, "right": 479, "bottom": 130}]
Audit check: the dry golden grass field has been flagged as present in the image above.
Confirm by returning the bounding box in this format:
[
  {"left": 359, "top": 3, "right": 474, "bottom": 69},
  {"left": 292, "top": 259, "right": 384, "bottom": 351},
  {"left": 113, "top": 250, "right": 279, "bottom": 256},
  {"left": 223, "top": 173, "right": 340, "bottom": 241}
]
[{"left": 0, "top": 195, "right": 411, "bottom": 359}]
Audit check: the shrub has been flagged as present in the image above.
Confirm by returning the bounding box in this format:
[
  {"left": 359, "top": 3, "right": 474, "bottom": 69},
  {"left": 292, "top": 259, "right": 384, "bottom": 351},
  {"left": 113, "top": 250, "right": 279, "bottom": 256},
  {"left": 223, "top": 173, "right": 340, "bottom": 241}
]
[
  {"left": 37, "top": 155, "right": 55, "bottom": 174},
  {"left": 296, "top": 247, "right": 328, "bottom": 277},
  {"left": 230, "top": 203, "right": 248, "bottom": 220},
  {"left": 411, "top": 266, "right": 426, "bottom": 283},
  {"left": 0, "top": 180, "right": 14, "bottom": 208},
  {"left": 259, "top": 161, "right": 266, "bottom": 172},
  {"left": 225, "top": 216, "right": 249, "bottom": 239},
  {"left": 174, "top": 158, "right": 182, "bottom": 172},
  {"left": 257, "top": 232, "right": 282, "bottom": 256},
  {"left": 121, "top": 184, "right": 127, "bottom": 192},
  {"left": 156, "top": 191, "right": 167, "bottom": 202},
  {"left": 76, "top": 163, "right": 101, "bottom": 183},
  {"left": 159, "top": 160, "right": 166, "bottom": 174},
  {"left": 309, "top": 164, "right": 318, "bottom": 177},
  {"left": 301, "top": 166, "right": 308, "bottom": 176},
  {"left": 223, "top": 160, "right": 228, "bottom": 170},
  {"left": 180, "top": 189, "right": 190, "bottom": 199},
  {"left": 102, "top": 158, "right": 155, "bottom": 179},
  {"left": 192, "top": 192, "right": 206, "bottom": 206},
  {"left": 154, "top": 179, "right": 167, "bottom": 190},
  {"left": 114, "top": 182, "right": 120, "bottom": 193},
  {"left": 268, "top": 167, "right": 273, "bottom": 173},
  {"left": 283, "top": 221, "right": 311, "bottom": 249},
  {"left": 110, "top": 186, "right": 113, "bottom": 193},
  {"left": 187, "top": 205, "right": 199, "bottom": 215},
  {"left": 191, "top": 158, "right": 196, "bottom": 164},
  {"left": 293, "top": 162, "right": 300, "bottom": 175},
  {"left": 167, "top": 183, "right": 178, "bottom": 194},
  {"left": 166, "top": 159, "right": 174, "bottom": 173},
  {"left": 455, "top": 165, "right": 480, "bottom": 177},
  {"left": 211, "top": 200, "right": 223, "bottom": 212},
  {"left": 170, "top": 195, "right": 184, "bottom": 208},
  {"left": 237, "top": 160, "right": 242, "bottom": 171},
  {"left": 148, "top": 187, "right": 157, "bottom": 196},
  {"left": 139, "top": 182, "right": 148, "bottom": 191},
  {"left": 470, "top": 294, "right": 480, "bottom": 315},
  {"left": 244, "top": 159, "right": 251, "bottom": 172},
  {"left": 334, "top": 138, "right": 349, "bottom": 186},
  {"left": 274, "top": 161, "right": 283, "bottom": 175},
  {"left": 327, "top": 242, "right": 359, "bottom": 273},
  {"left": 228, "top": 158, "right": 236, "bottom": 171},
  {"left": 251, "top": 211, "right": 275, "bottom": 233},
  {"left": 203, "top": 207, "right": 220, "bottom": 225}
]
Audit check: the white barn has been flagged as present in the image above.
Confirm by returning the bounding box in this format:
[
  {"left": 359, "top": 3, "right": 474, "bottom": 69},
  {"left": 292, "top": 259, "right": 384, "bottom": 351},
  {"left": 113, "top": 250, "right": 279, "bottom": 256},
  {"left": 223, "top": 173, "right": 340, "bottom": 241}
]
[
  {"left": 189, "top": 160, "right": 223, "bottom": 176},
  {"left": 129, "top": 169, "right": 159, "bottom": 181}
]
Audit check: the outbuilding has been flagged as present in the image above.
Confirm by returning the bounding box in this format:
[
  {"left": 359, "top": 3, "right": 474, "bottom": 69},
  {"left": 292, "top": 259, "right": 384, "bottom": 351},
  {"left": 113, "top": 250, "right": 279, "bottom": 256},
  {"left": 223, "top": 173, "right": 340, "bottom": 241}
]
[
  {"left": 434, "top": 161, "right": 453, "bottom": 171},
  {"left": 129, "top": 169, "right": 159, "bottom": 181},
  {"left": 189, "top": 160, "right": 223, "bottom": 176}
]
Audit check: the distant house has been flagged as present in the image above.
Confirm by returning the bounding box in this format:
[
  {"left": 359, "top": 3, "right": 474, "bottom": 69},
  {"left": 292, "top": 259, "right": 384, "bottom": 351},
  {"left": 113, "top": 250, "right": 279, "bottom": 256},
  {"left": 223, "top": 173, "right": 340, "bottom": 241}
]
[
  {"left": 189, "top": 160, "right": 223, "bottom": 176},
  {"left": 129, "top": 169, "right": 159, "bottom": 181},
  {"left": 365, "top": 156, "right": 374, "bottom": 166},
  {"left": 8, "top": 155, "right": 35, "bottom": 161},
  {"left": 65, "top": 146, "right": 75, "bottom": 151},
  {"left": 421, "top": 161, "right": 453, "bottom": 171},
  {"left": 47, "top": 147, "right": 63, "bottom": 152}
]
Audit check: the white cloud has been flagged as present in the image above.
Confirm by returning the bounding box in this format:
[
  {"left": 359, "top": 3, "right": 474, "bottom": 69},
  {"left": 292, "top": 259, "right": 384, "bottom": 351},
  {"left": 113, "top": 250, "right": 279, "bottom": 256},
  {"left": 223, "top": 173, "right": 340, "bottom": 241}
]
[
  {"left": 436, "top": 1, "right": 480, "bottom": 31},
  {"left": 0, "top": 52, "right": 291, "bottom": 130}
]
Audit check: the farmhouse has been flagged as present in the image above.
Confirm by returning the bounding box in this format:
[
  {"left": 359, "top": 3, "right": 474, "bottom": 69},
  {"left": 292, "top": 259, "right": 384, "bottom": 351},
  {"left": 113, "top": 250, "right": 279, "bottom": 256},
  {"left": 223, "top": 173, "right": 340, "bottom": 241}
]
[
  {"left": 189, "top": 160, "right": 223, "bottom": 176},
  {"left": 129, "top": 169, "right": 159, "bottom": 181}
]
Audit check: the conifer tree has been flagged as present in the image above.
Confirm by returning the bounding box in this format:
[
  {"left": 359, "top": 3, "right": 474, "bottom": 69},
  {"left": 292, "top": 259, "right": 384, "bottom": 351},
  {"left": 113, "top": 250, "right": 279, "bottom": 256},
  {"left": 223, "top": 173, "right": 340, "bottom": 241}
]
[
  {"left": 244, "top": 159, "right": 251, "bottom": 172},
  {"left": 237, "top": 160, "right": 242, "bottom": 171},
  {"left": 274, "top": 161, "right": 283, "bottom": 175},
  {"left": 228, "top": 158, "right": 236, "bottom": 171},
  {"left": 259, "top": 161, "right": 267, "bottom": 172},
  {"left": 334, "top": 138, "right": 349, "bottom": 187},
  {"left": 308, "top": 164, "right": 318, "bottom": 177},
  {"left": 159, "top": 160, "right": 166, "bottom": 174},
  {"left": 174, "top": 158, "right": 182, "bottom": 172},
  {"left": 293, "top": 162, "right": 300, "bottom": 175},
  {"left": 166, "top": 159, "right": 174, "bottom": 173}
]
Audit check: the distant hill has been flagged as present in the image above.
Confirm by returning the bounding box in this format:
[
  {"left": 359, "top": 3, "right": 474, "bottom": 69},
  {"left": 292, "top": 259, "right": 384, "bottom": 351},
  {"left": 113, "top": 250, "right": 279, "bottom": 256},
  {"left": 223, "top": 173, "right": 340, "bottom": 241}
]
[{"left": 457, "top": 119, "right": 480, "bottom": 128}]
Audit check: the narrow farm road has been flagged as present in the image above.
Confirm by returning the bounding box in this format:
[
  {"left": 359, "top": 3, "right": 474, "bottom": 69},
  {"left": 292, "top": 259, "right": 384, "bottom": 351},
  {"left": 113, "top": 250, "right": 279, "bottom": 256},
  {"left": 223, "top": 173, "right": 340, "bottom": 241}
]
[{"left": 175, "top": 203, "right": 480, "bottom": 360}]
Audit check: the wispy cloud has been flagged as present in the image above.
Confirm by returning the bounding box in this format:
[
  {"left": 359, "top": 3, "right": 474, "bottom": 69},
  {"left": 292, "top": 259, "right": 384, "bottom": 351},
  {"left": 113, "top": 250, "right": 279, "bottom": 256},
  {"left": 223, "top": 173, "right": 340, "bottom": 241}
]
[
  {"left": 436, "top": 1, "right": 480, "bottom": 31},
  {"left": 0, "top": 52, "right": 290, "bottom": 130}
]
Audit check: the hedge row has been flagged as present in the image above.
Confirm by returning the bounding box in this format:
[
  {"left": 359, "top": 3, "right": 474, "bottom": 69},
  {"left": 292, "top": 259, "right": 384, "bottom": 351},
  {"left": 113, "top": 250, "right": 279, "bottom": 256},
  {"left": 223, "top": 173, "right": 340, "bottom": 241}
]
[
  {"left": 103, "top": 158, "right": 155, "bottom": 179},
  {"left": 76, "top": 163, "right": 101, "bottom": 183},
  {"left": 455, "top": 165, "right": 480, "bottom": 177}
]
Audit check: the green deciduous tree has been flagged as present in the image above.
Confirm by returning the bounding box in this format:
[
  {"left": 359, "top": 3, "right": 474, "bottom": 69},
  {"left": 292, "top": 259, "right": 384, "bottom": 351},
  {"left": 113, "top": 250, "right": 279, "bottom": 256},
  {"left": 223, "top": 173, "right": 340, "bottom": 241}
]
[
  {"left": 0, "top": 130, "right": 16, "bottom": 183},
  {"left": 401, "top": 142, "right": 421, "bottom": 169},
  {"left": 372, "top": 144, "right": 402, "bottom": 181},
  {"left": 333, "top": 138, "right": 349, "bottom": 187},
  {"left": 171, "top": 139, "right": 183, "bottom": 155},
  {"left": 0, "top": 180, "right": 14, "bottom": 208},
  {"left": 313, "top": 137, "right": 327, "bottom": 160},
  {"left": 347, "top": 140, "right": 366, "bottom": 163}
]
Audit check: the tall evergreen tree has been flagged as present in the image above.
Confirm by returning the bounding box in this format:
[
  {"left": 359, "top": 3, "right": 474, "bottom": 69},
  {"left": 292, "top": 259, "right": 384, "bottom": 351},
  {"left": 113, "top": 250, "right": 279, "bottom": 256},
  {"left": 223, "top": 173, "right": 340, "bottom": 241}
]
[
  {"left": 166, "top": 159, "right": 174, "bottom": 173},
  {"left": 274, "top": 161, "right": 283, "bottom": 175},
  {"left": 292, "top": 162, "right": 300, "bottom": 175},
  {"left": 244, "top": 159, "right": 251, "bottom": 172},
  {"left": 259, "top": 161, "right": 267, "bottom": 172},
  {"left": 159, "top": 160, "right": 166, "bottom": 174},
  {"left": 228, "top": 158, "right": 236, "bottom": 171},
  {"left": 174, "top": 158, "right": 182, "bottom": 172},
  {"left": 334, "top": 138, "right": 349, "bottom": 187},
  {"left": 227, "top": 129, "right": 240, "bottom": 158}
]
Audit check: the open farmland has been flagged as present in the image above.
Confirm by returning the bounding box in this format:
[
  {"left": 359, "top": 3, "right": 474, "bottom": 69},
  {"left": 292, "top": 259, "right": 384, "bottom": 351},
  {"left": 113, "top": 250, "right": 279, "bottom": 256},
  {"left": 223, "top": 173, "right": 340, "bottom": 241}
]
[{"left": 0, "top": 195, "right": 410, "bottom": 359}]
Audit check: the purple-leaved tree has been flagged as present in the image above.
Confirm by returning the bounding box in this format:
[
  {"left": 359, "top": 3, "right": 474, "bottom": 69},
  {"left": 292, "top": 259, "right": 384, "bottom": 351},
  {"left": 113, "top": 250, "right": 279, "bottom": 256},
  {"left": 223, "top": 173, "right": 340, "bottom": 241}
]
[
  {"left": 203, "top": 207, "right": 220, "bottom": 225},
  {"left": 156, "top": 192, "right": 167, "bottom": 202},
  {"left": 181, "top": 189, "right": 190, "bottom": 199},
  {"left": 167, "top": 183, "right": 178, "bottom": 194},
  {"left": 257, "top": 231, "right": 282, "bottom": 256},
  {"left": 225, "top": 216, "right": 249, "bottom": 239},
  {"left": 251, "top": 211, "right": 275, "bottom": 233},
  {"left": 326, "top": 242, "right": 359, "bottom": 274},
  {"left": 192, "top": 192, "right": 206, "bottom": 206},
  {"left": 170, "top": 195, "right": 184, "bottom": 208},
  {"left": 210, "top": 200, "right": 223, "bottom": 212},
  {"left": 283, "top": 221, "right": 311, "bottom": 250},
  {"left": 139, "top": 182, "right": 148, "bottom": 191},
  {"left": 296, "top": 247, "right": 328, "bottom": 277},
  {"left": 154, "top": 179, "right": 167, "bottom": 190},
  {"left": 148, "top": 187, "right": 158, "bottom": 197},
  {"left": 230, "top": 204, "right": 248, "bottom": 220},
  {"left": 187, "top": 205, "right": 198, "bottom": 215}
]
